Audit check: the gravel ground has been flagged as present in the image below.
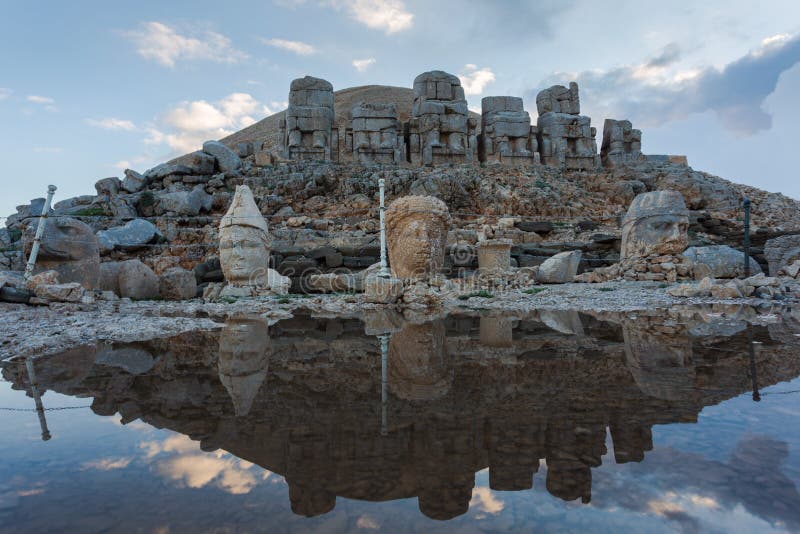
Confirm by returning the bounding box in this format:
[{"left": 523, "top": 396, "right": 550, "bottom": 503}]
[{"left": 1, "top": 280, "right": 795, "bottom": 360}]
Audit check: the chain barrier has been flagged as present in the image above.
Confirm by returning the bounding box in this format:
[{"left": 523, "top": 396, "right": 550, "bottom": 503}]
[{"left": 0, "top": 405, "right": 91, "bottom": 411}]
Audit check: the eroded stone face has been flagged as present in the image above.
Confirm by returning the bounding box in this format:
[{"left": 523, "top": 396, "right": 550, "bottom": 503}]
[
  {"left": 388, "top": 320, "right": 451, "bottom": 401},
  {"left": 219, "top": 186, "right": 270, "bottom": 287},
  {"left": 218, "top": 317, "right": 270, "bottom": 417},
  {"left": 621, "top": 191, "right": 689, "bottom": 260},
  {"left": 23, "top": 217, "right": 100, "bottom": 289},
  {"left": 386, "top": 196, "right": 451, "bottom": 280}
]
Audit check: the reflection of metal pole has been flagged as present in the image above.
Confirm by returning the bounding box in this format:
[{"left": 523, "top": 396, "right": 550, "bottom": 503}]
[
  {"left": 747, "top": 327, "right": 761, "bottom": 402},
  {"left": 743, "top": 198, "right": 751, "bottom": 279},
  {"left": 378, "top": 178, "right": 390, "bottom": 278},
  {"left": 24, "top": 185, "right": 57, "bottom": 281},
  {"left": 25, "top": 357, "right": 51, "bottom": 440},
  {"left": 380, "top": 334, "right": 389, "bottom": 435}
]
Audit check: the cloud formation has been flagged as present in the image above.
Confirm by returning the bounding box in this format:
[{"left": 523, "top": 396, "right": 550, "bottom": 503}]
[
  {"left": 146, "top": 92, "right": 272, "bottom": 154},
  {"left": 123, "top": 22, "right": 248, "bottom": 67},
  {"left": 352, "top": 57, "right": 376, "bottom": 71},
  {"left": 0, "top": 88, "right": 11, "bottom": 100},
  {"left": 85, "top": 117, "right": 137, "bottom": 131},
  {"left": 262, "top": 37, "right": 316, "bottom": 55},
  {"left": 459, "top": 64, "right": 496, "bottom": 96},
  {"left": 533, "top": 33, "right": 800, "bottom": 135},
  {"left": 326, "top": 0, "right": 414, "bottom": 34}
]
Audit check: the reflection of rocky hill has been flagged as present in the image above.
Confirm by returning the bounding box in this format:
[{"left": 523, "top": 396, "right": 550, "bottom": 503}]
[{"left": 3, "top": 310, "right": 800, "bottom": 521}]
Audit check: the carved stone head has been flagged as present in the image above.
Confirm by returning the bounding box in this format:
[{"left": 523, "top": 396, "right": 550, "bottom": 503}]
[
  {"left": 386, "top": 196, "right": 451, "bottom": 280},
  {"left": 621, "top": 191, "right": 689, "bottom": 260},
  {"left": 218, "top": 316, "right": 270, "bottom": 417},
  {"left": 23, "top": 216, "right": 100, "bottom": 288},
  {"left": 218, "top": 186, "right": 270, "bottom": 286}
]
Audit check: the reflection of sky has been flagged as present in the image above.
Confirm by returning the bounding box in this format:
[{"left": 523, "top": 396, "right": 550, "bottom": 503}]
[{"left": 2, "top": 373, "right": 800, "bottom": 532}]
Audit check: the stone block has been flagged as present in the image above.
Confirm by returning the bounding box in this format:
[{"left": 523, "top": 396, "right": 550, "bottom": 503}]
[
  {"left": 158, "top": 267, "right": 197, "bottom": 300},
  {"left": 364, "top": 275, "right": 403, "bottom": 304},
  {"left": 536, "top": 250, "right": 582, "bottom": 284}
]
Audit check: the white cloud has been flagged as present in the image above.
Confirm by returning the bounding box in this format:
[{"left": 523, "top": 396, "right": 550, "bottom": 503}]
[
  {"left": 123, "top": 21, "right": 248, "bottom": 67},
  {"left": 261, "top": 37, "right": 316, "bottom": 55},
  {"left": 147, "top": 92, "right": 269, "bottom": 154},
  {"left": 458, "top": 64, "right": 496, "bottom": 95},
  {"left": 26, "top": 95, "right": 54, "bottom": 104},
  {"left": 352, "top": 58, "right": 376, "bottom": 71},
  {"left": 81, "top": 457, "right": 133, "bottom": 471},
  {"left": 326, "top": 0, "right": 414, "bottom": 34},
  {"left": 0, "top": 88, "right": 11, "bottom": 100},
  {"left": 85, "top": 117, "right": 137, "bottom": 131}
]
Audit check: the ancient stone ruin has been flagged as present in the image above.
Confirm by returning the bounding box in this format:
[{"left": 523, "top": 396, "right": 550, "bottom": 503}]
[
  {"left": 345, "top": 102, "right": 404, "bottom": 164},
  {"left": 479, "top": 96, "right": 538, "bottom": 165},
  {"left": 601, "top": 119, "right": 643, "bottom": 168},
  {"left": 280, "top": 76, "right": 337, "bottom": 162},
  {"left": 385, "top": 195, "right": 451, "bottom": 280},
  {"left": 535, "top": 82, "right": 599, "bottom": 170},
  {"left": 621, "top": 191, "right": 689, "bottom": 260}
]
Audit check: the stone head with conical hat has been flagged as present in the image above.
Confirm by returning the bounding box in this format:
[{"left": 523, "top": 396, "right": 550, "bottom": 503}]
[
  {"left": 219, "top": 185, "right": 270, "bottom": 286},
  {"left": 386, "top": 195, "right": 451, "bottom": 280},
  {"left": 621, "top": 190, "right": 689, "bottom": 260}
]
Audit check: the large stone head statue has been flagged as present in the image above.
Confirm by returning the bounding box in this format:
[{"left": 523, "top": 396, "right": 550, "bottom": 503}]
[
  {"left": 218, "top": 316, "right": 270, "bottom": 417},
  {"left": 386, "top": 196, "right": 451, "bottom": 280},
  {"left": 219, "top": 185, "right": 270, "bottom": 287},
  {"left": 23, "top": 216, "right": 100, "bottom": 288},
  {"left": 621, "top": 191, "right": 689, "bottom": 260},
  {"left": 388, "top": 320, "right": 452, "bottom": 401}
]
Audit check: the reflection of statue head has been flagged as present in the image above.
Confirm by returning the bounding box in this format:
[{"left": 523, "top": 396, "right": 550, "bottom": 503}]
[
  {"left": 219, "top": 186, "right": 270, "bottom": 286},
  {"left": 289, "top": 483, "right": 336, "bottom": 517},
  {"left": 623, "top": 318, "right": 694, "bottom": 401},
  {"left": 418, "top": 481, "right": 473, "bottom": 520},
  {"left": 388, "top": 320, "right": 451, "bottom": 401},
  {"left": 218, "top": 316, "right": 270, "bottom": 416},
  {"left": 23, "top": 217, "right": 100, "bottom": 288},
  {"left": 621, "top": 191, "right": 689, "bottom": 260},
  {"left": 386, "top": 196, "right": 451, "bottom": 280}
]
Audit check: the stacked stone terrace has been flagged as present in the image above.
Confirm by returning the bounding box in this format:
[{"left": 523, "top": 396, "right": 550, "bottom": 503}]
[{"left": 277, "top": 71, "right": 637, "bottom": 170}]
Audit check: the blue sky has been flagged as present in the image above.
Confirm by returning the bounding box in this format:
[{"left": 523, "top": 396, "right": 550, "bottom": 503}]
[{"left": 2, "top": 0, "right": 800, "bottom": 218}]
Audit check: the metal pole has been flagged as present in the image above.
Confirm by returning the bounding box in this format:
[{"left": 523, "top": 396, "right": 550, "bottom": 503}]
[
  {"left": 743, "top": 198, "right": 751, "bottom": 279},
  {"left": 378, "top": 178, "right": 390, "bottom": 278},
  {"left": 380, "top": 334, "right": 389, "bottom": 436},
  {"left": 25, "top": 357, "right": 52, "bottom": 441},
  {"left": 23, "top": 185, "right": 57, "bottom": 281}
]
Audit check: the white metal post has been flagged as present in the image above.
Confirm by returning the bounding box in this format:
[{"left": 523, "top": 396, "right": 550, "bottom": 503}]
[
  {"left": 23, "top": 185, "right": 57, "bottom": 281},
  {"left": 26, "top": 357, "right": 51, "bottom": 441},
  {"left": 378, "top": 178, "right": 391, "bottom": 278}
]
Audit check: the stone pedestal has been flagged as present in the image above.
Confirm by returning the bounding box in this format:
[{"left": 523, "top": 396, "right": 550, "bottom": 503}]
[
  {"left": 365, "top": 275, "right": 404, "bottom": 304},
  {"left": 477, "top": 239, "right": 512, "bottom": 273}
]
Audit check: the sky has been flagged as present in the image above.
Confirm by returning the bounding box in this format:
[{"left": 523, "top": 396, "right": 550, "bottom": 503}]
[{"left": 1, "top": 0, "right": 800, "bottom": 218}]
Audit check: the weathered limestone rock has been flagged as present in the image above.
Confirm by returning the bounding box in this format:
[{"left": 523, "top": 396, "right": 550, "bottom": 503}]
[
  {"left": 121, "top": 169, "right": 147, "bottom": 193},
  {"left": 158, "top": 267, "right": 197, "bottom": 300},
  {"left": 407, "top": 71, "right": 475, "bottom": 166},
  {"left": 386, "top": 196, "right": 451, "bottom": 280},
  {"left": 536, "top": 250, "right": 582, "bottom": 284},
  {"left": 22, "top": 217, "right": 100, "bottom": 289},
  {"left": 143, "top": 163, "right": 194, "bottom": 180},
  {"left": 203, "top": 140, "right": 242, "bottom": 172},
  {"left": 764, "top": 235, "right": 800, "bottom": 276},
  {"left": 364, "top": 274, "right": 403, "bottom": 304},
  {"left": 621, "top": 191, "right": 689, "bottom": 260},
  {"left": 388, "top": 320, "right": 451, "bottom": 401},
  {"left": 156, "top": 187, "right": 212, "bottom": 216},
  {"left": 479, "top": 96, "right": 538, "bottom": 165},
  {"left": 280, "top": 76, "right": 337, "bottom": 161},
  {"left": 346, "top": 102, "right": 404, "bottom": 164},
  {"left": 218, "top": 317, "right": 270, "bottom": 417},
  {"left": 219, "top": 185, "right": 270, "bottom": 289},
  {"left": 117, "top": 259, "right": 159, "bottom": 300},
  {"left": 601, "top": 119, "right": 642, "bottom": 168},
  {"left": 173, "top": 150, "right": 216, "bottom": 175},
  {"left": 94, "top": 177, "right": 121, "bottom": 198},
  {"left": 95, "top": 347, "right": 154, "bottom": 375},
  {"left": 682, "top": 245, "right": 762, "bottom": 279},
  {"left": 96, "top": 219, "right": 160, "bottom": 253},
  {"left": 477, "top": 239, "right": 512, "bottom": 273},
  {"left": 34, "top": 282, "right": 85, "bottom": 302},
  {"left": 536, "top": 82, "right": 598, "bottom": 170}
]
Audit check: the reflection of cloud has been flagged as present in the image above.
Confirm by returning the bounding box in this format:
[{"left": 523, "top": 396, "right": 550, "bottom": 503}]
[
  {"left": 141, "top": 434, "right": 269, "bottom": 495},
  {"left": 356, "top": 515, "right": 380, "bottom": 529},
  {"left": 16, "top": 488, "right": 45, "bottom": 497},
  {"left": 81, "top": 457, "right": 133, "bottom": 471},
  {"left": 470, "top": 487, "right": 505, "bottom": 514}
]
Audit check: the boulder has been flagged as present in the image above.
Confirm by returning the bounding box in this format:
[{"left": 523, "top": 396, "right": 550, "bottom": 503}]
[
  {"left": 34, "top": 282, "right": 85, "bottom": 302},
  {"left": 22, "top": 217, "right": 101, "bottom": 289},
  {"left": 121, "top": 169, "right": 147, "bottom": 193},
  {"left": 764, "top": 235, "right": 800, "bottom": 276},
  {"left": 96, "top": 219, "right": 161, "bottom": 253},
  {"left": 143, "top": 163, "right": 194, "bottom": 180},
  {"left": 203, "top": 140, "right": 242, "bottom": 172},
  {"left": 710, "top": 282, "right": 743, "bottom": 299},
  {"left": 537, "top": 250, "right": 582, "bottom": 284},
  {"left": 52, "top": 195, "right": 96, "bottom": 215},
  {"left": 365, "top": 275, "right": 403, "bottom": 304},
  {"left": 94, "top": 177, "right": 121, "bottom": 197},
  {"left": 156, "top": 187, "right": 212, "bottom": 216},
  {"left": 172, "top": 150, "right": 216, "bottom": 175},
  {"left": 102, "top": 259, "right": 159, "bottom": 299},
  {"left": 95, "top": 347, "right": 154, "bottom": 375},
  {"left": 682, "top": 245, "right": 762, "bottom": 279},
  {"left": 158, "top": 267, "right": 197, "bottom": 300}
]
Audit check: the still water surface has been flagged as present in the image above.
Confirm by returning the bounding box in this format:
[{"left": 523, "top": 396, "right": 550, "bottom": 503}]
[{"left": 2, "top": 307, "right": 800, "bottom": 533}]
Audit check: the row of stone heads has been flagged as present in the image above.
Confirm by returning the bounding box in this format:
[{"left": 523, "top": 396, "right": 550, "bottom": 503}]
[{"left": 279, "top": 71, "right": 643, "bottom": 169}]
